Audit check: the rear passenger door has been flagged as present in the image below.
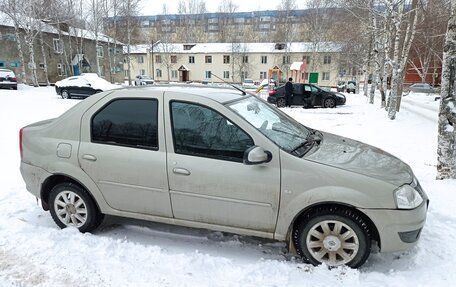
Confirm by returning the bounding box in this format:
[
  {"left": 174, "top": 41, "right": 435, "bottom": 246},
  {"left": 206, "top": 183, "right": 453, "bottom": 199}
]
[
  {"left": 291, "top": 84, "right": 305, "bottom": 105},
  {"left": 78, "top": 91, "right": 172, "bottom": 217}
]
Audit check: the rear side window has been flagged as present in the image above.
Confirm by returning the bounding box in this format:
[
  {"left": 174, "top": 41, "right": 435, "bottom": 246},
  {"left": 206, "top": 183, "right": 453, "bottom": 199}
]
[
  {"left": 91, "top": 99, "right": 158, "bottom": 149},
  {"left": 170, "top": 101, "right": 254, "bottom": 162}
]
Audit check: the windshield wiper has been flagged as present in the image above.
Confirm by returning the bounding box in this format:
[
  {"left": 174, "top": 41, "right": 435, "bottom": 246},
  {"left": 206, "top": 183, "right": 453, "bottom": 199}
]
[{"left": 290, "top": 132, "right": 322, "bottom": 157}]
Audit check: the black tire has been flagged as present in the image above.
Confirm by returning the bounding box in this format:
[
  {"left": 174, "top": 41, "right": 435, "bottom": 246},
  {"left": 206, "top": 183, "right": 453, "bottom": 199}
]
[
  {"left": 49, "top": 183, "right": 104, "bottom": 232},
  {"left": 293, "top": 207, "right": 371, "bottom": 268},
  {"left": 61, "top": 89, "right": 71, "bottom": 99},
  {"left": 277, "top": 97, "right": 286, "bottom": 108},
  {"left": 323, "top": 98, "right": 336, "bottom": 108}
]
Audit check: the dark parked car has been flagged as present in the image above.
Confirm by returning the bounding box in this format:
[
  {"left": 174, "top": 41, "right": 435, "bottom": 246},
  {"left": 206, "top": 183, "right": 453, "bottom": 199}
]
[
  {"left": 267, "top": 83, "right": 346, "bottom": 108},
  {"left": 55, "top": 73, "right": 120, "bottom": 99},
  {"left": 0, "top": 69, "right": 17, "bottom": 90}
]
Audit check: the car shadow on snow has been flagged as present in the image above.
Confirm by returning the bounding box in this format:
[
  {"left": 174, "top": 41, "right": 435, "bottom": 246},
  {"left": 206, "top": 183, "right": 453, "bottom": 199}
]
[{"left": 94, "top": 215, "right": 289, "bottom": 263}]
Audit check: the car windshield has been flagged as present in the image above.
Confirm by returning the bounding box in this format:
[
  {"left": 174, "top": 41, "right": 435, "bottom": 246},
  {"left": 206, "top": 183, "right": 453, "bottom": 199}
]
[{"left": 227, "top": 96, "right": 313, "bottom": 153}]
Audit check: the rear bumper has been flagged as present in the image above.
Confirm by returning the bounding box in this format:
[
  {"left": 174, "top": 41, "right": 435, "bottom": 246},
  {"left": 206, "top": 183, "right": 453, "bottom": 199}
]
[
  {"left": 360, "top": 201, "right": 428, "bottom": 252},
  {"left": 0, "top": 82, "right": 17, "bottom": 89},
  {"left": 20, "top": 161, "right": 52, "bottom": 198},
  {"left": 267, "top": 96, "right": 277, "bottom": 104}
]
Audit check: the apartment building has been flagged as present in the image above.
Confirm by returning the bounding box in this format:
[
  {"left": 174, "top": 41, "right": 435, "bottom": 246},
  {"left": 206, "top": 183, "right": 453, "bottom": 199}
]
[{"left": 125, "top": 42, "right": 342, "bottom": 87}]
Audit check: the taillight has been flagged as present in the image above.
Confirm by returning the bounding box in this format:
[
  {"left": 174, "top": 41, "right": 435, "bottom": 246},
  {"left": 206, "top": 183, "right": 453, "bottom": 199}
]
[
  {"left": 269, "top": 90, "right": 277, "bottom": 96},
  {"left": 19, "top": 127, "right": 24, "bottom": 160},
  {"left": 12, "top": 77, "right": 17, "bottom": 82}
]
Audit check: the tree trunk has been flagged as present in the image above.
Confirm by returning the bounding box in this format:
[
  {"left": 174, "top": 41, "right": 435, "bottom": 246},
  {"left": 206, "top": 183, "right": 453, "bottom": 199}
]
[
  {"left": 437, "top": 0, "right": 456, "bottom": 179},
  {"left": 39, "top": 31, "right": 50, "bottom": 86},
  {"left": 13, "top": 22, "right": 27, "bottom": 84},
  {"left": 27, "top": 39, "right": 39, "bottom": 87}
]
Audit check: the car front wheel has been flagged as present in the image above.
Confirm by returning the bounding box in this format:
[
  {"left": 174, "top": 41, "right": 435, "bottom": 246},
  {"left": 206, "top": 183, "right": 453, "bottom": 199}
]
[
  {"left": 277, "top": 97, "right": 286, "bottom": 108},
  {"left": 61, "top": 89, "right": 71, "bottom": 99},
  {"left": 293, "top": 207, "right": 371, "bottom": 268},
  {"left": 323, "top": 98, "right": 336, "bottom": 108},
  {"left": 49, "top": 183, "right": 103, "bottom": 232}
]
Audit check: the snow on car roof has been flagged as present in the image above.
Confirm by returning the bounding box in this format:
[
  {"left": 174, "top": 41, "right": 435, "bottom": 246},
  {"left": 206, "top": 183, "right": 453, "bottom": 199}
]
[{"left": 56, "top": 75, "right": 120, "bottom": 91}]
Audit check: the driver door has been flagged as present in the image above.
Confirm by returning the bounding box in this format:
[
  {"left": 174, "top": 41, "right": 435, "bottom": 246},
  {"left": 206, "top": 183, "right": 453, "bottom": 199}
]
[{"left": 164, "top": 95, "right": 281, "bottom": 233}]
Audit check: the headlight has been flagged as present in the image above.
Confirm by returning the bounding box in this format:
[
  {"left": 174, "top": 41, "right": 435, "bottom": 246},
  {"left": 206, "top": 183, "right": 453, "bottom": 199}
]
[{"left": 395, "top": 185, "right": 423, "bottom": 209}]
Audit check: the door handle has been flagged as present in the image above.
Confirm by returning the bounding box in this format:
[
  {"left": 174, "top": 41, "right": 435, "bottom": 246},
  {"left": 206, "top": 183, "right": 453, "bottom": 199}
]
[
  {"left": 173, "top": 167, "right": 190, "bottom": 176},
  {"left": 82, "top": 154, "right": 97, "bottom": 161}
]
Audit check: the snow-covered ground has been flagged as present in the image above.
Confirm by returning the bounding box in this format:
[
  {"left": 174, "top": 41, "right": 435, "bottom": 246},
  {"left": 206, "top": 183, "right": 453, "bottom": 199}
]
[{"left": 0, "top": 85, "right": 454, "bottom": 287}]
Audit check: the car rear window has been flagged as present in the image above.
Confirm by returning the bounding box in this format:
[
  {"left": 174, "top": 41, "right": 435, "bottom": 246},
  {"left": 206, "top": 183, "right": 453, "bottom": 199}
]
[{"left": 91, "top": 99, "right": 159, "bottom": 149}]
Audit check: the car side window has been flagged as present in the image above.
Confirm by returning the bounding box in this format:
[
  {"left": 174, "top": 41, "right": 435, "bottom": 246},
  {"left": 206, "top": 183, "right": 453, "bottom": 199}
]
[
  {"left": 91, "top": 99, "right": 158, "bottom": 149},
  {"left": 304, "top": 85, "right": 312, "bottom": 92},
  {"left": 293, "top": 84, "right": 303, "bottom": 94},
  {"left": 170, "top": 101, "right": 254, "bottom": 162}
]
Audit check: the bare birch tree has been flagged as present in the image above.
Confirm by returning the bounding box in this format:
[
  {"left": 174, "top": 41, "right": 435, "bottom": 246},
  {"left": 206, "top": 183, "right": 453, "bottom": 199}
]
[{"left": 437, "top": 0, "right": 456, "bottom": 179}]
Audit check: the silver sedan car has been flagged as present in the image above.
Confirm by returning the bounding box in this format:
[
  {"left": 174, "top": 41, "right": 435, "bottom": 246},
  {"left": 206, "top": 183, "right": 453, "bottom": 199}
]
[{"left": 20, "top": 85, "right": 428, "bottom": 268}]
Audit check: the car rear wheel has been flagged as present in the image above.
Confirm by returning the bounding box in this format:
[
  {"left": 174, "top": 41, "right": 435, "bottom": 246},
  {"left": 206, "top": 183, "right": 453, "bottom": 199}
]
[
  {"left": 49, "top": 183, "right": 103, "bottom": 232},
  {"left": 293, "top": 207, "right": 371, "bottom": 268},
  {"left": 323, "top": 98, "right": 336, "bottom": 108},
  {"left": 61, "top": 89, "right": 71, "bottom": 99},
  {"left": 277, "top": 97, "right": 286, "bottom": 108}
]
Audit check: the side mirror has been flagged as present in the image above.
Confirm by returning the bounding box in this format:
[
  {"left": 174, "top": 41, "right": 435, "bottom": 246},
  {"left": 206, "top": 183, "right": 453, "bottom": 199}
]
[{"left": 243, "top": 146, "right": 272, "bottom": 165}]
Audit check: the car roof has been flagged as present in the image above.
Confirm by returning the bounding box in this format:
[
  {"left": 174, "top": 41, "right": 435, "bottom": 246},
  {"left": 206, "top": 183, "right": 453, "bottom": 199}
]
[{"left": 119, "top": 84, "right": 248, "bottom": 103}]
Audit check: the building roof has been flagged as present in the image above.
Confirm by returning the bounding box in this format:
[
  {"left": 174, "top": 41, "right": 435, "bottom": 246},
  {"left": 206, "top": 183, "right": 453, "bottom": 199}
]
[
  {"left": 0, "top": 11, "right": 121, "bottom": 44},
  {"left": 125, "top": 42, "right": 341, "bottom": 55}
]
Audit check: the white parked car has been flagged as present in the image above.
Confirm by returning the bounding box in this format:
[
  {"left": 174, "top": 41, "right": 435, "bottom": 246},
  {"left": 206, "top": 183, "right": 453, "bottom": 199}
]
[
  {"left": 242, "top": 79, "right": 257, "bottom": 89},
  {"left": 135, "top": 75, "right": 154, "bottom": 86},
  {"left": 0, "top": 69, "right": 18, "bottom": 90}
]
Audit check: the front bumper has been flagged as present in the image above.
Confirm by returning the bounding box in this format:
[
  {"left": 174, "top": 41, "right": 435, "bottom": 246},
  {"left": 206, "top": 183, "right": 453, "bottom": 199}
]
[
  {"left": 360, "top": 200, "right": 428, "bottom": 252},
  {"left": 20, "top": 161, "right": 52, "bottom": 198}
]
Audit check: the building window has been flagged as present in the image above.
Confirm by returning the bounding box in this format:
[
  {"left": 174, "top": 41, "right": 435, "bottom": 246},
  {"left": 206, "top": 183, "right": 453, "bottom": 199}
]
[
  {"left": 2, "top": 33, "right": 16, "bottom": 41},
  {"left": 223, "top": 71, "right": 230, "bottom": 79},
  {"left": 261, "top": 56, "right": 267, "bottom": 64},
  {"left": 223, "top": 55, "right": 230, "bottom": 64},
  {"left": 138, "top": 56, "right": 144, "bottom": 63},
  {"left": 96, "top": 46, "right": 104, "bottom": 57},
  {"left": 0, "top": 61, "right": 5, "bottom": 68},
  {"left": 156, "top": 69, "right": 162, "bottom": 78},
  {"left": 283, "top": 55, "right": 290, "bottom": 64},
  {"left": 57, "top": 63, "right": 65, "bottom": 76},
  {"left": 322, "top": 72, "right": 330, "bottom": 81},
  {"left": 205, "top": 56, "right": 212, "bottom": 64},
  {"left": 189, "top": 56, "right": 195, "bottom": 64},
  {"left": 242, "top": 56, "right": 248, "bottom": 64},
  {"left": 260, "top": 71, "right": 267, "bottom": 80},
  {"left": 171, "top": 55, "right": 177, "bottom": 64},
  {"left": 234, "top": 17, "right": 245, "bottom": 23},
  {"left": 155, "top": 55, "right": 162, "bottom": 63},
  {"left": 208, "top": 24, "right": 218, "bottom": 31},
  {"left": 303, "top": 55, "right": 310, "bottom": 65},
  {"left": 241, "top": 71, "right": 248, "bottom": 80},
  {"left": 39, "top": 63, "right": 45, "bottom": 69},
  {"left": 205, "top": 71, "right": 211, "bottom": 79},
  {"left": 53, "top": 38, "right": 63, "bottom": 54},
  {"left": 140, "top": 69, "right": 145, "bottom": 75},
  {"left": 208, "top": 18, "right": 219, "bottom": 23},
  {"left": 324, "top": 55, "right": 331, "bottom": 64},
  {"left": 171, "top": 70, "right": 178, "bottom": 78}
]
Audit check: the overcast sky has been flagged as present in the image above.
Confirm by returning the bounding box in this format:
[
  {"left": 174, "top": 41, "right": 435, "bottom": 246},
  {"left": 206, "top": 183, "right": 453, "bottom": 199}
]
[{"left": 139, "top": 0, "right": 302, "bottom": 15}]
